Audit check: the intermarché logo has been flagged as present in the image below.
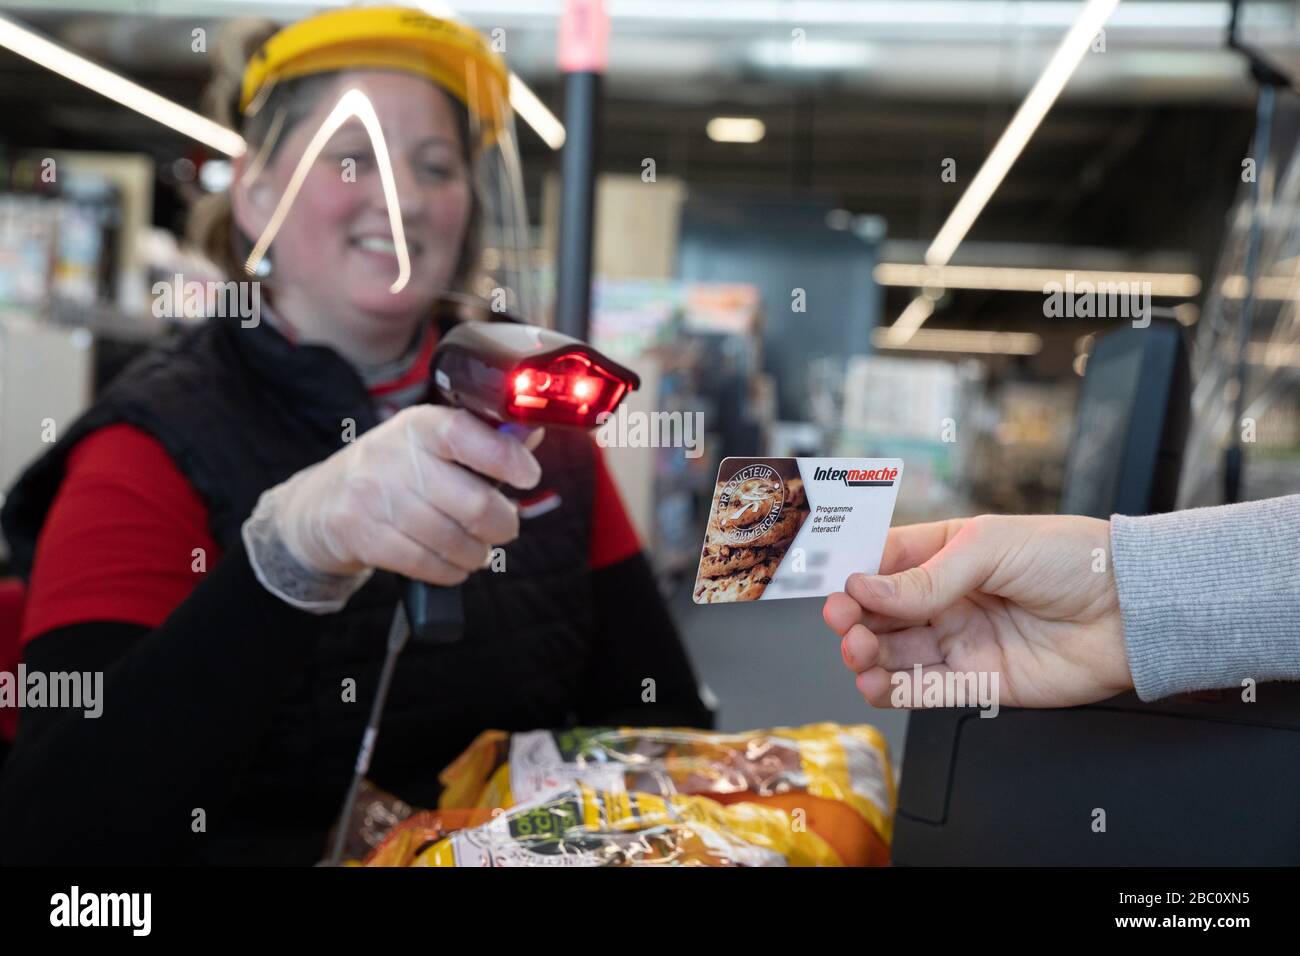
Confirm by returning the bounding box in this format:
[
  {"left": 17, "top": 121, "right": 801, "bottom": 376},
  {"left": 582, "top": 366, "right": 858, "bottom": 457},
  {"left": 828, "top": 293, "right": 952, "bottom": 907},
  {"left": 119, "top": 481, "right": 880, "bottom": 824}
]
[{"left": 811, "top": 465, "right": 899, "bottom": 487}]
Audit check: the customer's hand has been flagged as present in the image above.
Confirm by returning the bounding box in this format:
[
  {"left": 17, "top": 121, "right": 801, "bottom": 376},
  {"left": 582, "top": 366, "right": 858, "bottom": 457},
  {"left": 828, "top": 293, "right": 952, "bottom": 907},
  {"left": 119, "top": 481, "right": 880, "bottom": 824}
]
[
  {"left": 269, "top": 406, "right": 542, "bottom": 585},
  {"left": 823, "top": 515, "right": 1132, "bottom": 709}
]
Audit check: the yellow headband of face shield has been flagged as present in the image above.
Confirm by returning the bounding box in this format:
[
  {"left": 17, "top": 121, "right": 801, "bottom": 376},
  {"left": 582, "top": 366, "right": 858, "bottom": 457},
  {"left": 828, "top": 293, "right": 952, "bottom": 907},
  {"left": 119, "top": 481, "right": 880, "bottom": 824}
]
[{"left": 239, "top": 7, "right": 510, "bottom": 137}]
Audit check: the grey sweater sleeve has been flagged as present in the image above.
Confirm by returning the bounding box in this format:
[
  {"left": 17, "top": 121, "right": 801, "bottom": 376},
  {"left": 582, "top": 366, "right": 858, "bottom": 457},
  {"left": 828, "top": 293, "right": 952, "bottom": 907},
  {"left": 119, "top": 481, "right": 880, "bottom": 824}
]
[{"left": 1110, "top": 494, "right": 1300, "bottom": 701}]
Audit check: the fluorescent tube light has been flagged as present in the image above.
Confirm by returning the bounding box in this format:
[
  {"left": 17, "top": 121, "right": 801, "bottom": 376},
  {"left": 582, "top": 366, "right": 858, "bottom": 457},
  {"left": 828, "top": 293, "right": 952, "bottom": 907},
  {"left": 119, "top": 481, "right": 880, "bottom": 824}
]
[
  {"left": 706, "top": 116, "right": 766, "bottom": 143},
  {"left": 0, "top": 13, "right": 247, "bottom": 157}
]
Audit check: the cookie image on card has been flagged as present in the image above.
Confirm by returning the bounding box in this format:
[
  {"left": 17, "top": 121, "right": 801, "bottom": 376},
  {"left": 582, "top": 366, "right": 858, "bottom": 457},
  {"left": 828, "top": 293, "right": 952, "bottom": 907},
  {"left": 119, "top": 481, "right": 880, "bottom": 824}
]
[
  {"left": 713, "top": 474, "right": 782, "bottom": 532},
  {"left": 784, "top": 478, "right": 806, "bottom": 509},
  {"left": 721, "top": 506, "right": 806, "bottom": 550},
  {"left": 693, "top": 555, "right": 784, "bottom": 604},
  {"left": 693, "top": 461, "right": 810, "bottom": 603},
  {"left": 698, "top": 542, "right": 777, "bottom": 578}
]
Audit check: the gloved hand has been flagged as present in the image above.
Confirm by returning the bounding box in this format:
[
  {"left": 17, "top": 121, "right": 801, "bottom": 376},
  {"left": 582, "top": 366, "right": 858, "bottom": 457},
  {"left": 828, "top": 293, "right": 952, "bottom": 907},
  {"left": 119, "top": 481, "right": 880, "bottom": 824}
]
[{"left": 242, "top": 405, "right": 543, "bottom": 613}]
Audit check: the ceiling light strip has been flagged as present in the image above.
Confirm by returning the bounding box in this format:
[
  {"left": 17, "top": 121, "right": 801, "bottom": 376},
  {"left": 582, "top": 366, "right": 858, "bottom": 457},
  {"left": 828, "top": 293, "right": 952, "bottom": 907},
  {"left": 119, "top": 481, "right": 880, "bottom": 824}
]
[
  {"left": 886, "top": 0, "right": 1122, "bottom": 345},
  {"left": 924, "top": 0, "right": 1121, "bottom": 268},
  {"left": 875, "top": 263, "right": 1201, "bottom": 297},
  {"left": 0, "top": 13, "right": 247, "bottom": 157}
]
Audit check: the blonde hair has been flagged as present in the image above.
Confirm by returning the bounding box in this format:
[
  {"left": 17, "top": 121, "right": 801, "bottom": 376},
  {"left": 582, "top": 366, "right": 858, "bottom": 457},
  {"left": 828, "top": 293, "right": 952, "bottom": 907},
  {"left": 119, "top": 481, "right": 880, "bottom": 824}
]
[{"left": 187, "top": 17, "right": 481, "bottom": 287}]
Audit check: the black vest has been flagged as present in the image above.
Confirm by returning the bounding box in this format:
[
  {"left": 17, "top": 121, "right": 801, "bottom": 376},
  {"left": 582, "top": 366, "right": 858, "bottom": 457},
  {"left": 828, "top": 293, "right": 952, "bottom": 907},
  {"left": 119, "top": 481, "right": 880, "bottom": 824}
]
[{"left": 0, "top": 316, "right": 598, "bottom": 864}]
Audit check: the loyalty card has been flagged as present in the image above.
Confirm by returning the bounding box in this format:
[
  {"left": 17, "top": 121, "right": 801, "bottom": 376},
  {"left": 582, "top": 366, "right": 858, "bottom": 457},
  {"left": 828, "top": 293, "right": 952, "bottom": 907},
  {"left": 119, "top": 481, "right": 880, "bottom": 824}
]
[{"left": 692, "top": 457, "right": 903, "bottom": 603}]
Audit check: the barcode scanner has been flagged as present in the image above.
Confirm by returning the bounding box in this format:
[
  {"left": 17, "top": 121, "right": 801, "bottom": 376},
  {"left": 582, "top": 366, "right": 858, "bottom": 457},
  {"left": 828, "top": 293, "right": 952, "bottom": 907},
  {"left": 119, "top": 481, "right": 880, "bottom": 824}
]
[
  {"left": 327, "top": 303, "right": 640, "bottom": 864},
  {"left": 402, "top": 311, "right": 640, "bottom": 644}
]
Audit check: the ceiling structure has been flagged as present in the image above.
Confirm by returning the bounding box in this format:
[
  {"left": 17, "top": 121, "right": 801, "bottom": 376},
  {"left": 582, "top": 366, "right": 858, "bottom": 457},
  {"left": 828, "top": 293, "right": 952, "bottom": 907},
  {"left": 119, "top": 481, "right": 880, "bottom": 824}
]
[{"left": 0, "top": 1, "right": 1279, "bottom": 362}]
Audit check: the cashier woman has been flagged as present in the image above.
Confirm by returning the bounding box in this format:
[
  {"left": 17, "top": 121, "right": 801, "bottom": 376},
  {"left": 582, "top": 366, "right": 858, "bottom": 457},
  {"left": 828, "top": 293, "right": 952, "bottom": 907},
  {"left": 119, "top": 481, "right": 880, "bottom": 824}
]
[
  {"left": 0, "top": 8, "right": 707, "bottom": 865},
  {"left": 824, "top": 498, "right": 1300, "bottom": 708}
]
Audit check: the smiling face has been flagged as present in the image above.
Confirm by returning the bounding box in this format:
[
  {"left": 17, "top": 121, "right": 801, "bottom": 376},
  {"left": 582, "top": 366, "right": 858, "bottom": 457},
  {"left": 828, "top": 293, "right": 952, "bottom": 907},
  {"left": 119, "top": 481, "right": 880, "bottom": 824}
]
[{"left": 233, "top": 70, "right": 474, "bottom": 347}]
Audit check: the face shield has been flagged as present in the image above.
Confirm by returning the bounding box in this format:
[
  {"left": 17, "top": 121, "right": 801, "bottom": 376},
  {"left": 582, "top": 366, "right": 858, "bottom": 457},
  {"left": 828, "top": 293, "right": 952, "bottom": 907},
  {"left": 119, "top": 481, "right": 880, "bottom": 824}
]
[{"left": 234, "top": 7, "right": 536, "bottom": 325}]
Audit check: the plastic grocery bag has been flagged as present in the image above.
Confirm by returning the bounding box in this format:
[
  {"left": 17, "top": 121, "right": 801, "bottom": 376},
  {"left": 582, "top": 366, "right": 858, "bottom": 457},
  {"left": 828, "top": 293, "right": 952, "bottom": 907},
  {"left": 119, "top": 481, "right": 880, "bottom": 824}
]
[
  {"left": 404, "top": 785, "right": 842, "bottom": 867},
  {"left": 425, "top": 722, "right": 896, "bottom": 866}
]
